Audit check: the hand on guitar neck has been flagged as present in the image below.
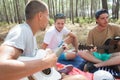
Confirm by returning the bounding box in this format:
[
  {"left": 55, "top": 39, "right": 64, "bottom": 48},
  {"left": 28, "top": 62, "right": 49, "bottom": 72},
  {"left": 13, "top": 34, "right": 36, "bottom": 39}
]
[
  {"left": 42, "top": 42, "right": 65, "bottom": 75},
  {"left": 78, "top": 38, "right": 120, "bottom": 53}
]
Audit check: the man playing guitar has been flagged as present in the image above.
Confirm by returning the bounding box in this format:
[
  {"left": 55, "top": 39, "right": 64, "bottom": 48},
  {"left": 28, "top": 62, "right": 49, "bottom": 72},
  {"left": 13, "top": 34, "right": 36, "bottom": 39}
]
[
  {"left": 0, "top": 0, "right": 87, "bottom": 80},
  {"left": 78, "top": 9, "right": 120, "bottom": 77}
]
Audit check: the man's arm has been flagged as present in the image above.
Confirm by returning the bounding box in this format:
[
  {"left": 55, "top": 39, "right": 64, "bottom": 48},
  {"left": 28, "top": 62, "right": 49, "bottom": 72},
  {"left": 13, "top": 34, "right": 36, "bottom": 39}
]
[
  {"left": 94, "top": 52, "right": 120, "bottom": 67},
  {"left": 0, "top": 45, "right": 57, "bottom": 80},
  {"left": 41, "top": 43, "right": 48, "bottom": 49},
  {"left": 66, "top": 32, "right": 78, "bottom": 53}
]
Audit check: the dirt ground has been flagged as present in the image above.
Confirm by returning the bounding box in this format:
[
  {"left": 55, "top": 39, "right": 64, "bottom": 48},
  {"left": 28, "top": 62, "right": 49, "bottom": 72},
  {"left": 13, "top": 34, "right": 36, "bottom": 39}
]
[
  {"left": 36, "top": 22, "right": 96, "bottom": 48},
  {"left": 0, "top": 23, "right": 96, "bottom": 46}
]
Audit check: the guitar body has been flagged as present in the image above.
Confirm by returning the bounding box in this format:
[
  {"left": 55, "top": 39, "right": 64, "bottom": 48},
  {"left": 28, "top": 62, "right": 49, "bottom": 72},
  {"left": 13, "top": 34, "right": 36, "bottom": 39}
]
[
  {"left": 21, "top": 67, "right": 61, "bottom": 80},
  {"left": 18, "top": 49, "right": 61, "bottom": 80},
  {"left": 104, "top": 38, "right": 120, "bottom": 53}
]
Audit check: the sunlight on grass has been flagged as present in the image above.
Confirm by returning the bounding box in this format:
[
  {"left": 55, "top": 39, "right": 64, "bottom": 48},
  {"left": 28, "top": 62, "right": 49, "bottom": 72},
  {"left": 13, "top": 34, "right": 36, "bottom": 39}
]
[{"left": 0, "top": 19, "right": 120, "bottom": 46}]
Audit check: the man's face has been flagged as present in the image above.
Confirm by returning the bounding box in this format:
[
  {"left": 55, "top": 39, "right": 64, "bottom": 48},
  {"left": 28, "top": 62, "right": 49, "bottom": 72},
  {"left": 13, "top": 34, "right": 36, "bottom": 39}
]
[
  {"left": 54, "top": 19, "right": 65, "bottom": 32},
  {"left": 96, "top": 13, "right": 109, "bottom": 27},
  {"left": 39, "top": 9, "right": 49, "bottom": 31}
]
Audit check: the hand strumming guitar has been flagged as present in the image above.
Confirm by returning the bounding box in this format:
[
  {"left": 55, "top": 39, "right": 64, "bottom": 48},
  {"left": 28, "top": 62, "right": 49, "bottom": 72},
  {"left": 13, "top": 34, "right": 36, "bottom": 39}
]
[{"left": 42, "top": 49, "right": 58, "bottom": 69}]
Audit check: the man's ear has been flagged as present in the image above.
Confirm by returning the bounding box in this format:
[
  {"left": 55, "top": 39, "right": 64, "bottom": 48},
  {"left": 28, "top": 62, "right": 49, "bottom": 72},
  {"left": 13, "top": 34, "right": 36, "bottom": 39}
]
[
  {"left": 96, "top": 19, "right": 98, "bottom": 23},
  {"left": 38, "top": 12, "right": 43, "bottom": 20}
]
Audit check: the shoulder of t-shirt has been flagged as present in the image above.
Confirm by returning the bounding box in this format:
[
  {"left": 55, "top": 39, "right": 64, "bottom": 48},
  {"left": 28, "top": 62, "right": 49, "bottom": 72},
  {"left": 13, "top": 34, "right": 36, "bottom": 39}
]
[
  {"left": 11, "top": 23, "right": 29, "bottom": 31},
  {"left": 89, "top": 26, "right": 97, "bottom": 33},
  {"left": 46, "top": 26, "right": 55, "bottom": 34},
  {"left": 8, "top": 24, "right": 23, "bottom": 35},
  {"left": 108, "top": 23, "right": 120, "bottom": 27},
  {"left": 63, "top": 26, "right": 70, "bottom": 32},
  {"left": 63, "top": 26, "right": 68, "bottom": 29}
]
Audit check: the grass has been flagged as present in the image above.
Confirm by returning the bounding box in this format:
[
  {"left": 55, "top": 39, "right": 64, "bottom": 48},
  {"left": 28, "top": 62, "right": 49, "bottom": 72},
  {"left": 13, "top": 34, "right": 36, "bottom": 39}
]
[
  {"left": 36, "top": 22, "right": 96, "bottom": 48},
  {"left": 0, "top": 18, "right": 120, "bottom": 46}
]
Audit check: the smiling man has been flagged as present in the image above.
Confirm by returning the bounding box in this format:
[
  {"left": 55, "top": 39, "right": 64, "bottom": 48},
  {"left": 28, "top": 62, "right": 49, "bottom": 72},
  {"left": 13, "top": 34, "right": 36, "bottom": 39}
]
[
  {"left": 41, "top": 13, "right": 78, "bottom": 61},
  {"left": 0, "top": 0, "right": 87, "bottom": 80}
]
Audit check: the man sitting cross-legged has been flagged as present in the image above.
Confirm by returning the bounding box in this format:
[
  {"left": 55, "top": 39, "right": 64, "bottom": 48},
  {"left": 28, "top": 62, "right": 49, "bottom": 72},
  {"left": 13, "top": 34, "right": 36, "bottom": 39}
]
[
  {"left": 0, "top": 0, "right": 87, "bottom": 80},
  {"left": 41, "top": 13, "right": 78, "bottom": 61},
  {"left": 78, "top": 9, "right": 120, "bottom": 78}
]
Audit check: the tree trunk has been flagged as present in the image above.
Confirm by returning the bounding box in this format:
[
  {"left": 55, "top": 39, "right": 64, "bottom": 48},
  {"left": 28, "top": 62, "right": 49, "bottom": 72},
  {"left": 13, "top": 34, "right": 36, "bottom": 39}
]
[
  {"left": 3, "top": 0, "right": 9, "bottom": 24},
  {"left": 90, "top": 0, "right": 93, "bottom": 18},
  {"left": 70, "top": 0, "right": 74, "bottom": 24},
  {"left": 102, "top": 0, "right": 108, "bottom": 10},
  {"left": 59, "top": 0, "right": 61, "bottom": 13},
  {"left": 8, "top": 0, "right": 14, "bottom": 23},
  {"left": 82, "top": 0, "right": 85, "bottom": 19},
  {"left": 52, "top": 0, "right": 55, "bottom": 16},
  {"left": 112, "top": 0, "right": 120, "bottom": 19},
  {"left": 115, "top": 0, "right": 119, "bottom": 19},
  {"left": 24, "top": 0, "right": 28, "bottom": 5},
  {"left": 13, "top": 0, "right": 18, "bottom": 23},
  {"left": 48, "top": 0, "right": 51, "bottom": 18},
  {"left": 55, "top": 0, "right": 57, "bottom": 14},
  {"left": 61, "top": 0, "right": 64, "bottom": 14},
  {"left": 15, "top": 0, "right": 22, "bottom": 23},
  {"left": 75, "top": 0, "right": 78, "bottom": 17}
]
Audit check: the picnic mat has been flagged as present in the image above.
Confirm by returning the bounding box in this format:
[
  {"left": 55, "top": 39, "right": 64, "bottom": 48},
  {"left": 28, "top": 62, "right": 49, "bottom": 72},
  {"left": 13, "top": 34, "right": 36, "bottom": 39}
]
[{"left": 56, "top": 63, "right": 93, "bottom": 80}]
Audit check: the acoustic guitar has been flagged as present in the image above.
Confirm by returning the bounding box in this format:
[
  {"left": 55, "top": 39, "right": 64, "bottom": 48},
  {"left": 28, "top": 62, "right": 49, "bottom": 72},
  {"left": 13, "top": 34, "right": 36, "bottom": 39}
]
[
  {"left": 78, "top": 37, "right": 120, "bottom": 53},
  {"left": 18, "top": 43, "right": 65, "bottom": 80}
]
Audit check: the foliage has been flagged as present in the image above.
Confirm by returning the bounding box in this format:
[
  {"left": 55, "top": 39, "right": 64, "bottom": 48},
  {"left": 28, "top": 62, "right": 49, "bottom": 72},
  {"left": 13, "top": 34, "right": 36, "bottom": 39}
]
[
  {"left": 66, "top": 19, "right": 72, "bottom": 23},
  {"left": 116, "top": 19, "right": 120, "bottom": 24},
  {"left": 0, "top": 22, "right": 9, "bottom": 27},
  {"left": 77, "top": 17, "right": 95, "bottom": 24},
  {"left": 49, "top": 18, "right": 54, "bottom": 26},
  {"left": 0, "top": 0, "right": 119, "bottom": 24},
  {"left": 109, "top": 16, "right": 120, "bottom": 24},
  {"left": 74, "top": 17, "right": 80, "bottom": 23}
]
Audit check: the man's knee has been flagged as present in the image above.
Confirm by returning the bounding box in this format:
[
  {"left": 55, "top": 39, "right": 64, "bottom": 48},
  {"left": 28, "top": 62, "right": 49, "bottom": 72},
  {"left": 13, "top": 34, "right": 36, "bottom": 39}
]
[
  {"left": 66, "top": 52, "right": 76, "bottom": 60},
  {"left": 64, "top": 36, "right": 74, "bottom": 44}
]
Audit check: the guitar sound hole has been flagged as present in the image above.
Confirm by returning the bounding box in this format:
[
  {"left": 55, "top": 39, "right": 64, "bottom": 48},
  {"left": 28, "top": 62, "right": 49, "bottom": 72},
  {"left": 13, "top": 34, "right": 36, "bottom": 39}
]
[{"left": 42, "top": 68, "right": 51, "bottom": 75}]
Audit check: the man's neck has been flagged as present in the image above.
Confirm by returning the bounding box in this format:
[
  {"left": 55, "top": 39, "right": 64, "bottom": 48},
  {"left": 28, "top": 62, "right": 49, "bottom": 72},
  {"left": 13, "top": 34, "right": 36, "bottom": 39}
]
[
  {"left": 26, "top": 20, "right": 38, "bottom": 35},
  {"left": 55, "top": 27, "right": 61, "bottom": 32},
  {"left": 97, "top": 25, "right": 107, "bottom": 32}
]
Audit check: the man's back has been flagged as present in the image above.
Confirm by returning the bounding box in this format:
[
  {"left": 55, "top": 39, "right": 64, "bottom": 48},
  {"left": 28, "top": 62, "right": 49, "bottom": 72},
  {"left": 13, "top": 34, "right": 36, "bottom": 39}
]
[{"left": 2, "top": 23, "right": 38, "bottom": 56}]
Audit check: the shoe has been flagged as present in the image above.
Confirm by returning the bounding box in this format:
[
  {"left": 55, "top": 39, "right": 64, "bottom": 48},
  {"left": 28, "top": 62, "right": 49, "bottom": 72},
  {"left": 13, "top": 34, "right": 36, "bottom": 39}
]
[
  {"left": 58, "top": 65, "right": 73, "bottom": 74},
  {"left": 84, "top": 62, "right": 96, "bottom": 72}
]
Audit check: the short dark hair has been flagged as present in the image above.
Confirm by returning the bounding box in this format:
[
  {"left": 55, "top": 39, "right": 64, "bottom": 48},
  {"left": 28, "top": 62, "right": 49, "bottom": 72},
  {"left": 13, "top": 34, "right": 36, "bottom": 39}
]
[
  {"left": 54, "top": 13, "right": 66, "bottom": 22},
  {"left": 25, "top": 0, "right": 47, "bottom": 19},
  {"left": 95, "top": 9, "right": 109, "bottom": 19}
]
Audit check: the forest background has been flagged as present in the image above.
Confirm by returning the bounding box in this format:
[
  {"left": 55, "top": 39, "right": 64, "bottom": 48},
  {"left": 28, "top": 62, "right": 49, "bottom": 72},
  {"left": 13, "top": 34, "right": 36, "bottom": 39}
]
[{"left": 0, "top": 0, "right": 120, "bottom": 47}]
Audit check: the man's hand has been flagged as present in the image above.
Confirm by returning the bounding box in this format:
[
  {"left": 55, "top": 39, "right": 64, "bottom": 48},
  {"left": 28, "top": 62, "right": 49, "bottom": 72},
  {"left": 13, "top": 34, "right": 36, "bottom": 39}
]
[
  {"left": 62, "top": 43, "right": 68, "bottom": 50},
  {"left": 118, "top": 41, "right": 120, "bottom": 46},
  {"left": 90, "top": 46, "right": 97, "bottom": 53},
  {"left": 43, "top": 49, "right": 58, "bottom": 68}
]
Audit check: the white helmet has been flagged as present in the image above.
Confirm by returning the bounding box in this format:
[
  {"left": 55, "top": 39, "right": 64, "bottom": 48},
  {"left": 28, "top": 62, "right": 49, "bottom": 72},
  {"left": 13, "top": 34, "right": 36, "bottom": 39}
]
[{"left": 93, "top": 70, "right": 115, "bottom": 80}]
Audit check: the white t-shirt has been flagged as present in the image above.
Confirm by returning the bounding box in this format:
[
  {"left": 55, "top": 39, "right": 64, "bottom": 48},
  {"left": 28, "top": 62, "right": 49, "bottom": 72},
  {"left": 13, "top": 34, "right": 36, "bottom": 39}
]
[
  {"left": 43, "top": 26, "right": 70, "bottom": 51},
  {"left": 2, "top": 23, "right": 38, "bottom": 57},
  {"left": 2, "top": 23, "right": 61, "bottom": 80}
]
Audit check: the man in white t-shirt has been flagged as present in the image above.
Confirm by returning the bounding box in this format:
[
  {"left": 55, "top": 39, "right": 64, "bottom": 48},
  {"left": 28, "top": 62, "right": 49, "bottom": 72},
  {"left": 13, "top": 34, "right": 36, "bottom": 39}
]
[
  {"left": 0, "top": 1, "right": 57, "bottom": 80},
  {"left": 0, "top": 1, "right": 87, "bottom": 80},
  {"left": 42, "top": 13, "right": 78, "bottom": 60}
]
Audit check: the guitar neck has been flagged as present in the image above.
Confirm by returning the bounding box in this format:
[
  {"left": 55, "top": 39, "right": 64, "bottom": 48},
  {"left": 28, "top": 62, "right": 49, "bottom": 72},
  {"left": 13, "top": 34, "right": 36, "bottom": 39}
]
[
  {"left": 42, "top": 44, "right": 64, "bottom": 75},
  {"left": 55, "top": 46, "right": 64, "bottom": 57},
  {"left": 97, "top": 45, "right": 113, "bottom": 50},
  {"left": 78, "top": 45, "right": 113, "bottom": 50}
]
